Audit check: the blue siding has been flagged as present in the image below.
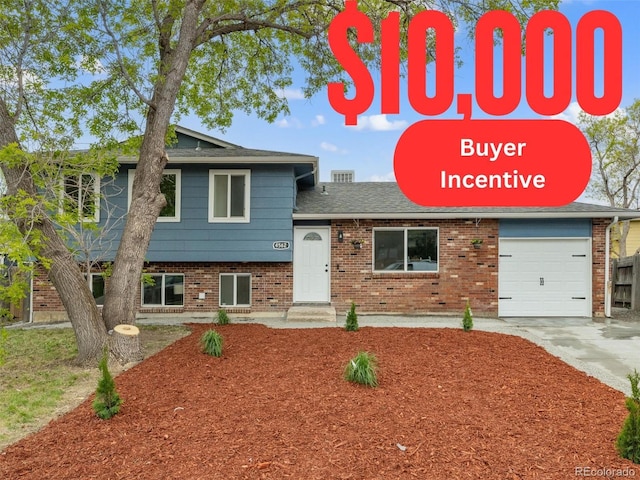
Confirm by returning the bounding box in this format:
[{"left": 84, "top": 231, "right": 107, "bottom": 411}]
[
  {"left": 97, "top": 164, "right": 296, "bottom": 262},
  {"left": 499, "top": 219, "right": 592, "bottom": 237}
]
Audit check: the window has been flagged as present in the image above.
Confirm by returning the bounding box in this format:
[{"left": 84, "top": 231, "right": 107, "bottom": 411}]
[
  {"left": 61, "top": 174, "right": 100, "bottom": 222},
  {"left": 373, "top": 228, "right": 438, "bottom": 272},
  {"left": 208, "top": 170, "right": 250, "bottom": 222},
  {"left": 142, "top": 274, "right": 184, "bottom": 307},
  {"left": 128, "top": 169, "right": 181, "bottom": 222},
  {"left": 219, "top": 273, "right": 251, "bottom": 307},
  {"left": 89, "top": 274, "right": 105, "bottom": 306}
]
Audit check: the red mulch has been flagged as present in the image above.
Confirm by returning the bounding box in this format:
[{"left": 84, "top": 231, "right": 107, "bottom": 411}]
[{"left": 0, "top": 324, "right": 637, "bottom": 479}]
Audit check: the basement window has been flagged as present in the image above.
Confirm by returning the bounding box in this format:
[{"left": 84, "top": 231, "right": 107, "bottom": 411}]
[{"left": 219, "top": 273, "right": 251, "bottom": 307}]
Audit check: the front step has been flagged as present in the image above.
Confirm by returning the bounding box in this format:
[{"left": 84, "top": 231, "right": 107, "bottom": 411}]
[{"left": 286, "top": 305, "right": 337, "bottom": 323}]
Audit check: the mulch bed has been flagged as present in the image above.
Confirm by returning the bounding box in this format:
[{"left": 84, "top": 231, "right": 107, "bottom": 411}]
[{"left": 0, "top": 323, "right": 637, "bottom": 479}]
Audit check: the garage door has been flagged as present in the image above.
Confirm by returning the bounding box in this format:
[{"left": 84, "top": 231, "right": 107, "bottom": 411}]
[{"left": 498, "top": 238, "right": 591, "bottom": 317}]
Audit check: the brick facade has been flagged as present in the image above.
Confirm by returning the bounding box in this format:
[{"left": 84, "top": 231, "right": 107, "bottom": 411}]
[
  {"left": 31, "top": 218, "right": 608, "bottom": 322},
  {"left": 329, "top": 218, "right": 499, "bottom": 316}
]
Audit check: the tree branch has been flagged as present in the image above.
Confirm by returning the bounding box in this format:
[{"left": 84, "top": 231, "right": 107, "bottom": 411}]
[{"left": 98, "top": 0, "right": 153, "bottom": 108}]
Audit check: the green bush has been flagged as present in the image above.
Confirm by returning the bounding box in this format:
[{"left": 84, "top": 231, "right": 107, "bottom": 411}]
[
  {"left": 616, "top": 369, "right": 640, "bottom": 464},
  {"left": 217, "top": 308, "right": 230, "bottom": 325},
  {"left": 201, "top": 329, "right": 224, "bottom": 357},
  {"left": 344, "top": 351, "right": 378, "bottom": 387},
  {"left": 345, "top": 302, "right": 359, "bottom": 332},
  {"left": 93, "top": 352, "right": 122, "bottom": 420},
  {"left": 462, "top": 301, "right": 473, "bottom": 332}
]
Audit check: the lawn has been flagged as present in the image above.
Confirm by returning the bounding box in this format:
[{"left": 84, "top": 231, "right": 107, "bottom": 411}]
[{"left": 0, "top": 323, "right": 637, "bottom": 479}]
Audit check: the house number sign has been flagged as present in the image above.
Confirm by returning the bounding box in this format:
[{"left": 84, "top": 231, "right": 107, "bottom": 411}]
[
  {"left": 273, "top": 241, "right": 291, "bottom": 250},
  {"left": 327, "top": 1, "right": 623, "bottom": 207}
]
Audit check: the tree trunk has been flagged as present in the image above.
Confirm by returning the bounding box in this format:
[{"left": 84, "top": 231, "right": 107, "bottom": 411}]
[
  {"left": 0, "top": 100, "right": 108, "bottom": 365},
  {"left": 102, "top": 1, "right": 203, "bottom": 331},
  {"left": 111, "top": 324, "right": 143, "bottom": 365},
  {"left": 618, "top": 220, "right": 631, "bottom": 259}
]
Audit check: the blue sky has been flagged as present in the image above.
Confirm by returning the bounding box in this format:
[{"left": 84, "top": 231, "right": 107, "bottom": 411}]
[{"left": 180, "top": 0, "right": 639, "bottom": 194}]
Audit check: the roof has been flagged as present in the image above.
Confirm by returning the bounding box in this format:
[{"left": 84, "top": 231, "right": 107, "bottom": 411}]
[
  {"left": 116, "top": 126, "right": 319, "bottom": 187},
  {"left": 294, "top": 182, "right": 640, "bottom": 220}
]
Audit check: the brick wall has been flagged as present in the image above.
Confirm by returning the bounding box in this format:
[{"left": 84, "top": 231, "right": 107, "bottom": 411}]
[
  {"left": 32, "top": 262, "right": 294, "bottom": 322},
  {"left": 330, "top": 219, "right": 499, "bottom": 316},
  {"left": 592, "top": 218, "right": 608, "bottom": 316},
  {"left": 31, "top": 217, "right": 609, "bottom": 321}
]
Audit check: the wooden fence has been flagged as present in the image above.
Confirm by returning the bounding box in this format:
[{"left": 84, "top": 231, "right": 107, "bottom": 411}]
[{"left": 611, "top": 254, "right": 640, "bottom": 310}]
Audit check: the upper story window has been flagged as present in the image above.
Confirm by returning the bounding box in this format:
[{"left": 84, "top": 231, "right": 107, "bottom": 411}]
[
  {"left": 373, "top": 228, "right": 439, "bottom": 273},
  {"left": 208, "top": 169, "right": 250, "bottom": 223},
  {"left": 61, "top": 174, "right": 100, "bottom": 222},
  {"left": 128, "top": 169, "right": 181, "bottom": 222}
]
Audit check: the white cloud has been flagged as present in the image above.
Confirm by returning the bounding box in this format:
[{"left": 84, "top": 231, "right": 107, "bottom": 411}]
[
  {"left": 368, "top": 171, "right": 396, "bottom": 182},
  {"left": 275, "top": 117, "right": 303, "bottom": 128},
  {"left": 551, "top": 102, "right": 585, "bottom": 125},
  {"left": 348, "top": 114, "right": 408, "bottom": 131},
  {"left": 320, "top": 141, "right": 347, "bottom": 154},
  {"left": 312, "top": 115, "right": 326, "bottom": 126},
  {"left": 77, "top": 56, "right": 106, "bottom": 75},
  {"left": 552, "top": 101, "right": 623, "bottom": 125},
  {"left": 276, "top": 88, "right": 305, "bottom": 100}
]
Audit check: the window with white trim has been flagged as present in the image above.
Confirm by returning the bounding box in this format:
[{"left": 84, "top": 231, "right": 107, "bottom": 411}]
[
  {"left": 61, "top": 174, "right": 100, "bottom": 222},
  {"left": 208, "top": 170, "right": 250, "bottom": 222},
  {"left": 219, "top": 273, "right": 251, "bottom": 307},
  {"left": 142, "top": 274, "right": 184, "bottom": 307},
  {"left": 373, "top": 228, "right": 438, "bottom": 272},
  {"left": 128, "top": 169, "right": 181, "bottom": 222}
]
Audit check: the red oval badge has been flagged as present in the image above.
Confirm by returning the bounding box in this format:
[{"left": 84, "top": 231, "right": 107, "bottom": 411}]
[{"left": 393, "top": 119, "right": 592, "bottom": 207}]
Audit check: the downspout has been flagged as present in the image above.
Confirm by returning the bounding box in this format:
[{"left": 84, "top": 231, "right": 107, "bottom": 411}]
[{"left": 604, "top": 216, "right": 618, "bottom": 318}]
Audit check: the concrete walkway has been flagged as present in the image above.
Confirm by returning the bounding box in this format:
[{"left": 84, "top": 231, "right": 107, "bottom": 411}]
[{"left": 10, "top": 313, "right": 640, "bottom": 396}]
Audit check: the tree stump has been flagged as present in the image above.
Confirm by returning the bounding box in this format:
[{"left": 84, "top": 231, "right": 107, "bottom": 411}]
[{"left": 111, "top": 324, "right": 143, "bottom": 365}]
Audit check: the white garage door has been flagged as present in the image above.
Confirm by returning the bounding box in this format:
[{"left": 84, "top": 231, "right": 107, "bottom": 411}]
[{"left": 498, "top": 238, "right": 591, "bottom": 317}]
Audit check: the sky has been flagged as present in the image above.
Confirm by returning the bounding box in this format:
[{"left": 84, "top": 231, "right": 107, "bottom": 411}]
[{"left": 176, "top": 0, "right": 640, "bottom": 202}]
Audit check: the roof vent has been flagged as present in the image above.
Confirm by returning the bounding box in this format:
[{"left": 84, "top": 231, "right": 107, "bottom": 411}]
[
  {"left": 321, "top": 185, "right": 329, "bottom": 195},
  {"left": 331, "top": 170, "right": 354, "bottom": 183}
]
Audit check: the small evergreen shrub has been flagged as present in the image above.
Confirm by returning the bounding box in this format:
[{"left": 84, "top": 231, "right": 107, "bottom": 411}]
[
  {"left": 217, "top": 308, "right": 230, "bottom": 325},
  {"left": 344, "top": 351, "right": 378, "bottom": 387},
  {"left": 345, "top": 302, "right": 359, "bottom": 332},
  {"left": 616, "top": 369, "right": 640, "bottom": 464},
  {"left": 93, "top": 352, "right": 122, "bottom": 420},
  {"left": 201, "top": 329, "right": 224, "bottom": 357},
  {"left": 462, "top": 301, "right": 473, "bottom": 332}
]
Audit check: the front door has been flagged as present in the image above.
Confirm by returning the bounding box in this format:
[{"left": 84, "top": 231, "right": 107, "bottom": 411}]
[{"left": 293, "top": 227, "right": 330, "bottom": 303}]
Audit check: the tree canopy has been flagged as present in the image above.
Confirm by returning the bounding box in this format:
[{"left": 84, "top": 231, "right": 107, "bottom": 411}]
[{"left": 1, "top": 0, "right": 559, "bottom": 363}]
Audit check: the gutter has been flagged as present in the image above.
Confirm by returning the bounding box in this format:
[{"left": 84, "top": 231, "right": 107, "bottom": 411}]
[{"left": 604, "top": 216, "right": 618, "bottom": 318}]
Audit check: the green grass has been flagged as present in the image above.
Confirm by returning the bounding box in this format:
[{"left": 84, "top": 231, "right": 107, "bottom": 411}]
[
  {"left": 0, "top": 328, "right": 85, "bottom": 440},
  {"left": 0, "top": 324, "right": 189, "bottom": 448},
  {"left": 344, "top": 351, "right": 379, "bottom": 387},
  {"left": 201, "top": 329, "right": 224, "bottom": 357}
]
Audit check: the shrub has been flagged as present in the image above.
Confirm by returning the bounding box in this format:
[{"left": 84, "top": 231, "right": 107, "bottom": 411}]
[
  {"left": 201, "top": 329, "right": 224, "bottom": 357},
  {"left": 93, "top": 352, "right": 122, "bottom": 420},
  {"left": 616, "top": 369, "right": 640, "bottom": 464},
  {"left": 462, "top": 301, "right": 473, "bottom": 332},
  {"left": 344, "top": 351, "right": 378, "bottom": 387},
  {"left": 345, "top": 302, "right": 359, "bottom": 332},
  {"left": 217, "top": 308, "right": 230, "bottom": 325}
]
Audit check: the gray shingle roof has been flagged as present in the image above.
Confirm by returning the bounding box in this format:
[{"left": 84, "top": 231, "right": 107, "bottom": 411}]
[{"left": 294, "top": 182, "right": 640, "bottom": 219}]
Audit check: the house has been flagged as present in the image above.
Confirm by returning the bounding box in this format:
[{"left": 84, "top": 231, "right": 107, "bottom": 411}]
[
  {"left": 29, "top": 126, "right": 640, "bottom": 322},
  {"left": 611, "top": 218, "right": 640, "bottom": 258}
]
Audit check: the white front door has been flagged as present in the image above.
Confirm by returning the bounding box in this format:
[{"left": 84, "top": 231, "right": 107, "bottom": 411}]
[{"left": 293, "top": 227, "right": 330, "bottom": 303}]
